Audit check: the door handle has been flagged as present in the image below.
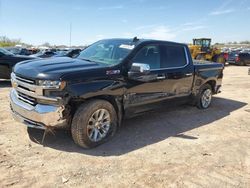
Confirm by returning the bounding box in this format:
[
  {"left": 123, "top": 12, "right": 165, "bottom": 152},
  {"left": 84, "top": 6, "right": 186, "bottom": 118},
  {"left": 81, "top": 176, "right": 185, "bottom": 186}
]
[
  {"left": 156, "top": 75, "right": 166, "bottom": 80},
  {"left": 185, "top": 73, "right": 193, "bottom": 76}
]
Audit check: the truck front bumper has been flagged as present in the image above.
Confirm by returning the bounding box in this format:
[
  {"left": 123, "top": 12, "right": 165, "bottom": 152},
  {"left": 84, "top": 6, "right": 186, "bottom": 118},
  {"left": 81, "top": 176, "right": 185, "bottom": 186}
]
[{"left": 10, "top": 89, "right": 67, "bottom": 130}]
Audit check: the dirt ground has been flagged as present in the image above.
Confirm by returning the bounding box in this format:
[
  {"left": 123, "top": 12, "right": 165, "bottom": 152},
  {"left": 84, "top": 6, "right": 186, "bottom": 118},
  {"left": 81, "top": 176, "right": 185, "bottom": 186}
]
[{"left": 0, "top": 65, "right": 250, "bottom": 187}]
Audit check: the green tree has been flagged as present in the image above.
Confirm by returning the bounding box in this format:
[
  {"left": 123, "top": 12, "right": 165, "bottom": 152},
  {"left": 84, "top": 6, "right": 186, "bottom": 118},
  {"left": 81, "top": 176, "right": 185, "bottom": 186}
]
[{"left": 0, "top": 36, "right": 21, "bottom": 47}]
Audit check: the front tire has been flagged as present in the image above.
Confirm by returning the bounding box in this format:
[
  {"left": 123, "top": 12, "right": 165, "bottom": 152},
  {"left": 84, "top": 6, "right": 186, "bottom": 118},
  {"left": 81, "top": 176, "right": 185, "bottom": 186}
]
[
  {"left": 196, "top": 84, "right": 213, "bottom": 109},
  {"left": 71, "top": 100, "right": 117, "bottom": 148}
]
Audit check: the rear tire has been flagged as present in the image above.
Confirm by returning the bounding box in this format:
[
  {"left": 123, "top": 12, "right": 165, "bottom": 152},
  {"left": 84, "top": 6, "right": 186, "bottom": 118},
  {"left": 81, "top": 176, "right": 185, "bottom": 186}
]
[
  {"left": 196, "top": 84, "right": 213, "bottom": 109},
  {"left": 71, "top": 99, "right": 117, "bottom": 148}
]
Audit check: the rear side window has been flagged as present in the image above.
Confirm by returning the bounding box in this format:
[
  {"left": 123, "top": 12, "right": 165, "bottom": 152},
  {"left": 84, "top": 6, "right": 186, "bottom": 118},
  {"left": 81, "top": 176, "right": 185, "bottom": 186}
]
[{"left": 161, "top": 45, "right": 187, "bottom": 68}]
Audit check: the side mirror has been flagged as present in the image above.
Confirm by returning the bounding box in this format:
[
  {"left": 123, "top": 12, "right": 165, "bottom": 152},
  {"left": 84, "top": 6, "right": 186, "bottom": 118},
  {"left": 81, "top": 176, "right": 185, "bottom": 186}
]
[
  {"left": 128, "top": 62, "right": 150, "bottom": 79},
  {"left": 130, "top": 63, "right": 150, "bottom": 73}
]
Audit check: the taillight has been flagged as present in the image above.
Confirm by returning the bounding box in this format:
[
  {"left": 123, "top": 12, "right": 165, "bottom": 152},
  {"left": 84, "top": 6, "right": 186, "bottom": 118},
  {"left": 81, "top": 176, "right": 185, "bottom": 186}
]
[
  {"left": 235, "top": 56, "right": 240, "bottom": 62},
  {"left": 224, "top": 53, "right": 228, "bottom": 61}
]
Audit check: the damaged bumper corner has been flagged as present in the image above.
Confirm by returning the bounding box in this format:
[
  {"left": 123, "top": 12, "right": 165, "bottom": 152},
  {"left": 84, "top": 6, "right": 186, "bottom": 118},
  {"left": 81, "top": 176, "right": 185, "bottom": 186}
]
[{"left": 10, "top": 89, "right": 67, "bottom": 130}]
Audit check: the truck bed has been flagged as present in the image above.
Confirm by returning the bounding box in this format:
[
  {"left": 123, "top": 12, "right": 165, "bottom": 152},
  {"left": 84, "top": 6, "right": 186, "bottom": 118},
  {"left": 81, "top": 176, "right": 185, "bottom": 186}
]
[{"left": 193, "top": 60, "right": 224, "bottom": 70}]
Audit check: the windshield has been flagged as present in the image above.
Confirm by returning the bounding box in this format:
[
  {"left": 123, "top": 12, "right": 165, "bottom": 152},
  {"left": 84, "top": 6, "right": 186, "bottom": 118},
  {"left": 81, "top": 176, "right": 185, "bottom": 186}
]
[
  {"left": 0, "top": 48, "right": 14, "bottom": 55},
  {"left": 194, "top": 39, "right": 211, "bottom": 47},
  {"left": 77, "top": 39, "right": 135, "bottom": 65}
]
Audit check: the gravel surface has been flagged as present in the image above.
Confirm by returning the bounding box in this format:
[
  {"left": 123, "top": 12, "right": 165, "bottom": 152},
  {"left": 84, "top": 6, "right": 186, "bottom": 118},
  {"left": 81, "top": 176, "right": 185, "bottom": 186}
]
[{"left": 0, "top": 65, "right": 250, "bottom": 187}]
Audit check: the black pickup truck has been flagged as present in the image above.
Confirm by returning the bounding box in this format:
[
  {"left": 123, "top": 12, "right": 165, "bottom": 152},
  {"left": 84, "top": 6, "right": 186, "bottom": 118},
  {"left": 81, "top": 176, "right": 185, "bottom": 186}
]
[{"left": 10, "top": 38, "right": 223, "bottom": 148}]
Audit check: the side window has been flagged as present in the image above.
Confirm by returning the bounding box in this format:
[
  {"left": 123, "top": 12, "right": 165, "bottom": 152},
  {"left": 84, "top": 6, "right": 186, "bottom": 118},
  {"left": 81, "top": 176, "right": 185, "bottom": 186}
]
[
  {"left": 132, "top": 45, "right": 160, "bottom": 70},
  {"left": 161, "top": 45, "right": 187, "bottom": 68}
]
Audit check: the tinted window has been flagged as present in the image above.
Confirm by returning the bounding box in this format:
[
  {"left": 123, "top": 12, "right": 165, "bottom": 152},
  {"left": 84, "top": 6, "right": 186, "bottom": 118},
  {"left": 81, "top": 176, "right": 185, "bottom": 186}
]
[
  {"left": 161, "top": 45, "right": 187, "bottom": 68},
  {"left": 132, "top": 45, "right": 160, "bottom": 69}
]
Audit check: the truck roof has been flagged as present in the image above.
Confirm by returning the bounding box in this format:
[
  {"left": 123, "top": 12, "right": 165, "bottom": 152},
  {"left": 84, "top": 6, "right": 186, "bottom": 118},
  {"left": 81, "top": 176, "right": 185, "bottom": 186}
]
[{"left": 101, "top": 38, "right": 187, "bottom": 47}]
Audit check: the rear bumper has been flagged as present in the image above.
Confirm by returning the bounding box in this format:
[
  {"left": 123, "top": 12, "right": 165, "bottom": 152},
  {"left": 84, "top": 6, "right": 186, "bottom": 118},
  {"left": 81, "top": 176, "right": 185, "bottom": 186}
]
[
  {"left": 10, "top": 89, "right": 67, "bottom": 129},
  {"left": 227, "top": 60, "right": 236, "bottom": 64}
]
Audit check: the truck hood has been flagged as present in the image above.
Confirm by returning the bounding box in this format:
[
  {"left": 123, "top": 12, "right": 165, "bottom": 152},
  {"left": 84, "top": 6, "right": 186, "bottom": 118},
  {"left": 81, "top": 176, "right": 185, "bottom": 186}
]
[{"left": 14, "top": 57, "right": 105, "bottom": 80}]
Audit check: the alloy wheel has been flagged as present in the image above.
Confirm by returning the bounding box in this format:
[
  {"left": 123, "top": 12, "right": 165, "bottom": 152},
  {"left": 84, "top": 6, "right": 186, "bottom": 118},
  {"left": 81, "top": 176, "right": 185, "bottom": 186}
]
[
  {"left": 87, "top": 109, "right": 111, "bottom": 142},
  {"left": 201, "top": 89, "right": 212, "bottom": 108}
]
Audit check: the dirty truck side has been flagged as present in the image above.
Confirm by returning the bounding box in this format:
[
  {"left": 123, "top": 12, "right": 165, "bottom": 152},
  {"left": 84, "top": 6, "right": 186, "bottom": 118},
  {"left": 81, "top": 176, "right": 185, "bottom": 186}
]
[{"left": 10, "top": 38, "right": 223, "bottom": 148}]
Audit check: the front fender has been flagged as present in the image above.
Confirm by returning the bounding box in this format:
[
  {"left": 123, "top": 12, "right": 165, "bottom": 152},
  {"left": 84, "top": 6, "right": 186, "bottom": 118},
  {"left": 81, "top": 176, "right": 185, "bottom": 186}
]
[{"left": 66, "top": 80, "right": 125, "bottom": 99}]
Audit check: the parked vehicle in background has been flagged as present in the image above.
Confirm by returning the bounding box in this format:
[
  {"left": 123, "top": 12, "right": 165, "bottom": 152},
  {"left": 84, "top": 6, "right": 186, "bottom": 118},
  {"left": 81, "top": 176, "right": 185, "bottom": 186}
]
[
  {"left": 10, "top": 38, "right": 224, "bottom": 148},
  {"left": 27, "top": 48, "right": 40, "bottom": 55},
  {"left": 30, "top": 50, "right": 57, "bottom": 58},
  {"left": 54, "top": 49, "right": 82, "bottom": 58},
  {"left": 228, "top": 51, "right": 250, "bottom": 66},
  {"left": 0, "top": 48, "right": 36, "bottom": 79},
  {"left": 5, "top": 47, "right": 31, "bottom": 56},
  {"left": 228, "top": 51, "right": 240, "bottom": 64}
]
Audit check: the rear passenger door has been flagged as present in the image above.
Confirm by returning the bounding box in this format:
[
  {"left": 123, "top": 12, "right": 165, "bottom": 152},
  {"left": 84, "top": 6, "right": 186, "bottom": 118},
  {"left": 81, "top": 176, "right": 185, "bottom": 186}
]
[{"left": 159, "top": 44, "right": 194, "bottom": 97}]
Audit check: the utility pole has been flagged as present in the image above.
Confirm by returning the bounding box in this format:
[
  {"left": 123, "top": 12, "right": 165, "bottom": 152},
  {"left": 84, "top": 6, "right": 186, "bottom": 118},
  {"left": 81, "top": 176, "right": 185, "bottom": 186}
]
[{"left": 69, "top": 22, "right": 72, "bottom": 48}]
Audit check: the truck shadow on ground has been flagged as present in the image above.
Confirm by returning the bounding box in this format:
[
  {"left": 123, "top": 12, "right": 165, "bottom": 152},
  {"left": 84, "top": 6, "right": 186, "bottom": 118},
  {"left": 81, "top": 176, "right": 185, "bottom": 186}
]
[
  {"left": 28, "top": 97, "right": 247, "bottom": 156},
  {"left": 0, "top": 80, "right": 11, "bottom": 88}
]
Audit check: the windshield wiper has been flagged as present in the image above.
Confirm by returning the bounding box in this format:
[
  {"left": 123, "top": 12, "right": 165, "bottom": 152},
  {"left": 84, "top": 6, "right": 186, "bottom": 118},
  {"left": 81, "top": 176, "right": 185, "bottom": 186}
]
[
  {"left": 79, "top": 58, "right": 105, "bottom": 64},
  {"left": 79, "top": 58, "right": 95, "bottom": 62}
]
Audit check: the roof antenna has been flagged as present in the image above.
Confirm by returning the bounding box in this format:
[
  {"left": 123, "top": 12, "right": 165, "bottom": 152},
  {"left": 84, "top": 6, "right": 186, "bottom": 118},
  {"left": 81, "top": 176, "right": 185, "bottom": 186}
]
[{"left": 133, "top": 36, "right": 139, "bottom": 42}]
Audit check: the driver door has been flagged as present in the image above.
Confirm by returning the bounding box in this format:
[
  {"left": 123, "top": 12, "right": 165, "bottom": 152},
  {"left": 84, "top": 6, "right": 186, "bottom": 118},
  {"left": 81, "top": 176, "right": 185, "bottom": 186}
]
[{"left": 124, "top": 44, "right": 168, "bottom": 114}]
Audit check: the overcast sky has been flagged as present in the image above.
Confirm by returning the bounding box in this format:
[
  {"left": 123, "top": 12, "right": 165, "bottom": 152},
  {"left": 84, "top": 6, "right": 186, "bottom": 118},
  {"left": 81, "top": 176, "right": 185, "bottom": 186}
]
[{"left": 0, "top": 0, "right": 249, "bottom": 45}]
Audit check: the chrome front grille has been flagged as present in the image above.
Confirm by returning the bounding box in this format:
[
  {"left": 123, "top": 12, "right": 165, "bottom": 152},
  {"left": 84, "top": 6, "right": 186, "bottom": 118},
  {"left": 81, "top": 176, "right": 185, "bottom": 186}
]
[
  {"left": 16, "top": 91, "right": 37, "bottom": 106},
  {"left": 11, "top": 73, "right": 58, "bottom": 106},
  {"left": 15, "top": 75, "right": 35, "bottom": 85}
]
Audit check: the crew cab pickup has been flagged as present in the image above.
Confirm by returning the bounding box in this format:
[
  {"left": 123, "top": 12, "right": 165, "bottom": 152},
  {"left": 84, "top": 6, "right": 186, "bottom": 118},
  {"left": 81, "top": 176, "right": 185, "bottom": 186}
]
[{"left": 10, "top": 38, "right": 223, "bottom": 148}]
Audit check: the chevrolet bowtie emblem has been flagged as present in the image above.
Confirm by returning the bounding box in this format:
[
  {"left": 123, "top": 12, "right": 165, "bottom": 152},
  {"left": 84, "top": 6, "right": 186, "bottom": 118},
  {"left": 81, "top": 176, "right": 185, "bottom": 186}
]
[{"left": 12, "top": 81, "right": 18, "bottom": 88}]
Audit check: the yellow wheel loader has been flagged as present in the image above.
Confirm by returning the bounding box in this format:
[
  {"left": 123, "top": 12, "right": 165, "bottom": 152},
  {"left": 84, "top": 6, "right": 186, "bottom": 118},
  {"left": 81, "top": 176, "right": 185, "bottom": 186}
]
[{"left": 188, "top": 38, "right": 226, "bottom": 64}]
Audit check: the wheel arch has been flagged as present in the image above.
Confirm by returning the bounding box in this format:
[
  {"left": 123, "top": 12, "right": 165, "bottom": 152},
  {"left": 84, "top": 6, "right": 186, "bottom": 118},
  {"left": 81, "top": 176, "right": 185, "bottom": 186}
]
[
  {"left": 69, "top": 95, "right": 124, "bottom": 127},
  {"left": 204, "top": 80, "right": 216, "bottom": 93}
]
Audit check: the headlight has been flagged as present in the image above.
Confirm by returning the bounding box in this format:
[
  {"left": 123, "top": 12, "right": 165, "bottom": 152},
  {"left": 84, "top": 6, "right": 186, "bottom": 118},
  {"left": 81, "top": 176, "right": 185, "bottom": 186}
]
[{"left": 38, "top": 80, "right": 66, "bottom": 90}]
